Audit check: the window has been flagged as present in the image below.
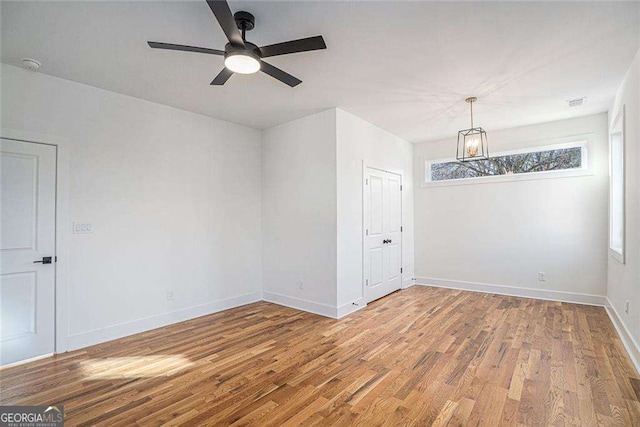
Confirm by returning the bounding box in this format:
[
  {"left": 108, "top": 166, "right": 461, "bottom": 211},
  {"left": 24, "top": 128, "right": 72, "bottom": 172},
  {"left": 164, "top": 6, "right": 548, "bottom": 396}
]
[
  {"left": 425, "top": 142, "right": 587, "bottom": 184},
  {"left": 610, "top": 107, "right": 625, "bottom": 263}
]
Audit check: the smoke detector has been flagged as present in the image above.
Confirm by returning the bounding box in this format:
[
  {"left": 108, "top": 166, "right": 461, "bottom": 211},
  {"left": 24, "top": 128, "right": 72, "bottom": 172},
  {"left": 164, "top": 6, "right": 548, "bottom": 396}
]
[
  {"left": 21, "top": 58, "right": 41, "bottom": 71},
  {"left": 567, "top": 97, "right": 586, "bottom": 108}
]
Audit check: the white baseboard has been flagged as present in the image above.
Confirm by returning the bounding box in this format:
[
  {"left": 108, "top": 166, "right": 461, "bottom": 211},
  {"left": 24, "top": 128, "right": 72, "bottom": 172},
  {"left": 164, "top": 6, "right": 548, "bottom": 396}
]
[
  {"left": 402, "top": 278, "right": 416, "bottom": 289},
  {"left": 336, "top": 298, "right": 367, "bottom": 319},
  {"left": 67, "top": 291, "right": 262, "bottom": 351},
  {"left": 262, "top": 291, "right": 338, "bottom": 318},
  {"left": 605, "top": 298, "right": 640, "bottom": 375},
  {"left": 415, "top": 277, "right": 606, "bottom": 306},
  {"left": 0, "top": 353, "right": 54, "bottom": 369}
]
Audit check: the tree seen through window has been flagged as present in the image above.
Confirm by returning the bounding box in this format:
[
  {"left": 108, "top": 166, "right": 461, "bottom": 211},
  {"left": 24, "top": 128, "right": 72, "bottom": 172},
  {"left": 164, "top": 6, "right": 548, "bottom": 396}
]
[{"left": 430, "top": 146, "right": 582, "bottom": 182}]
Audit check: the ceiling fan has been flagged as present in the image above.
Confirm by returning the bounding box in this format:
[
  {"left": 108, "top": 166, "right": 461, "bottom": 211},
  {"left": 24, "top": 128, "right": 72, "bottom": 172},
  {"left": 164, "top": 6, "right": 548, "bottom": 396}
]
[{"left": 147, "top": 0, "right": 326, "bottom": 87}]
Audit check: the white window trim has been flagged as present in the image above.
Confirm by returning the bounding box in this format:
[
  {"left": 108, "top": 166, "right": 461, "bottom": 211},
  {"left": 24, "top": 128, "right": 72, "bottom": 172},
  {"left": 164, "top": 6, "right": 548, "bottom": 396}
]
[
  {"left": 609, "top": 106, "right": 625, "bottom": 264},
  {"left": 423, "top": 140, "right": 590, "bottom": 187}
]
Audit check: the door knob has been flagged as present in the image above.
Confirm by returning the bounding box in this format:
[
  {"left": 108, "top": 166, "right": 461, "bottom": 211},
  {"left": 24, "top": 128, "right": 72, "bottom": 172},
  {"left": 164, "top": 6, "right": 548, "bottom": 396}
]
[{"left": 33, "top": 256, "right": 53, "bottom": 264}]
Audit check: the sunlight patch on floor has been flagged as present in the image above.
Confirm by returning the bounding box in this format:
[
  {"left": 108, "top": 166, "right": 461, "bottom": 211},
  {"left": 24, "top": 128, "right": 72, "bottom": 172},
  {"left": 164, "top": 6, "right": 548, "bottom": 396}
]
[{"left": 80, "top": 355, "right": 194, "bottom": 380}]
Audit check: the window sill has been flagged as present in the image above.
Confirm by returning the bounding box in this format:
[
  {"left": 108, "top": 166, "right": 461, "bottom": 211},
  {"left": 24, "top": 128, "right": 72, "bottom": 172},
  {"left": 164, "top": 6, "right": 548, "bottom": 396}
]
[
  {"left": 609, "top": 248, "right": 625, "bottom": 264},
  {"left": 421, "top": 168, "right": 594, "bottom": 188}
]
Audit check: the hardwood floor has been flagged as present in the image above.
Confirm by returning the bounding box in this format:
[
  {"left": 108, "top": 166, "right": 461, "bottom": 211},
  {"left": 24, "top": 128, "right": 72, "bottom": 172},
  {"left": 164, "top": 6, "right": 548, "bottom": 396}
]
[{"left": 1, "top": 286, "right": 639, "bottom": 426}]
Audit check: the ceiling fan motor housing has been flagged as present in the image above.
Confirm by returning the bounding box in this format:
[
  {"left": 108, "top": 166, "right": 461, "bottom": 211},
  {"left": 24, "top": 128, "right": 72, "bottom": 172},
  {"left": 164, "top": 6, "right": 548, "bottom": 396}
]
[{"left": 225, "top": 41, "right": 261, "bottom": 60}]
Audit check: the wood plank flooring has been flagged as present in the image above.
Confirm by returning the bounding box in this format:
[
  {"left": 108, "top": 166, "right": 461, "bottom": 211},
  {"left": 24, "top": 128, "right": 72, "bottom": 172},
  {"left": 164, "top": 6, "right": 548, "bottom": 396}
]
[{"left": 1, "top": 286, "right": 639, "bottom": 426}]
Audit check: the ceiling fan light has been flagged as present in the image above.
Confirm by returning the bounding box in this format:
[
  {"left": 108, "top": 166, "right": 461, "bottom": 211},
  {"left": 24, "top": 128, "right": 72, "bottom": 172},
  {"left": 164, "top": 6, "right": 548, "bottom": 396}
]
[{"left": 224, "top": 52, "right": 260, "bottom": 74}]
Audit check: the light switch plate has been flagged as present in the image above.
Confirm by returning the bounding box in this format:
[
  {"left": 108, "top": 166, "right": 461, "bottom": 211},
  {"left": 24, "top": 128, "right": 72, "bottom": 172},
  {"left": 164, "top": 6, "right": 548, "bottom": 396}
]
[{"left": 73, "top": 221, "right": 93, "bottom": 234}]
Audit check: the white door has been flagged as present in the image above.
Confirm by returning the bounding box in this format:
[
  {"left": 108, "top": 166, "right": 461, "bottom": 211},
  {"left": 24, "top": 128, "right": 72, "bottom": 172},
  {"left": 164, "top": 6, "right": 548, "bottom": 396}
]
[
  {"left": 1, "top": 138, "right": 56, "bottom": 365},
  {"left": 364, "top": 167, "right": 402, "bottom": 303}
]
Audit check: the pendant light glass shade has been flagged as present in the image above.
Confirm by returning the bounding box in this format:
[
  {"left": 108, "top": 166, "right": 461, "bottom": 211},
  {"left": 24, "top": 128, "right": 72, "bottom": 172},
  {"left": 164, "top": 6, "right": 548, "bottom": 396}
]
[{"left": 457, "top": 97, "right": 489, "bottom": 162}]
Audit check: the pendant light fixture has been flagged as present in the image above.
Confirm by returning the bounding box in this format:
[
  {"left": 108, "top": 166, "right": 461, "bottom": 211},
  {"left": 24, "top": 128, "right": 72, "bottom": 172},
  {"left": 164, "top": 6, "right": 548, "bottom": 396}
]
[{"left": 456, "top": 97, "right": 489, "bottom": 162}]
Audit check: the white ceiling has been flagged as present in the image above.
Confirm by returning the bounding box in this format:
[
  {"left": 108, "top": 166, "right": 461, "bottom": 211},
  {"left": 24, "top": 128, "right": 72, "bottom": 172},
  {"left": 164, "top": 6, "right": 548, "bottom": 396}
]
[{"left": 2, "top": 1, "right": 638, "bottom": 143}]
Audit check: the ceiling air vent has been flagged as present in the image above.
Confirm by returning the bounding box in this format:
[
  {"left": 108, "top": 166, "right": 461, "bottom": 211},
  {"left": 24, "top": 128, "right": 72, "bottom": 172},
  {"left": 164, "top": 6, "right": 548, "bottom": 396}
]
[{"left": 567, "top": 97, "right": 586, "bottom": 108}]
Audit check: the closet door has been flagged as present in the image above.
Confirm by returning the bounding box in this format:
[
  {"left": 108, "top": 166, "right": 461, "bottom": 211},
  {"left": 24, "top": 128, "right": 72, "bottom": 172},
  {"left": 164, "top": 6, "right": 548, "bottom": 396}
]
[{"left": 364, "top": 167, "right": 402, "bottom": 303}]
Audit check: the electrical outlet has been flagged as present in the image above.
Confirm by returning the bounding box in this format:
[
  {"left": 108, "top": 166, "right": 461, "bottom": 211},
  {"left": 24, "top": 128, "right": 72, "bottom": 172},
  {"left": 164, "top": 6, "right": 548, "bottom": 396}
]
[
  {"left": 538, "top": 272, "right": 546, "bottom": 282},
  {"left": 298, "top": 280, "right": 304, "bottom": 290},
  {"left": 167, "top": 290, "right": 174, "bottom": 301},
  {"left": 625, "top": 300, "right": 630, "bottom": 314}
]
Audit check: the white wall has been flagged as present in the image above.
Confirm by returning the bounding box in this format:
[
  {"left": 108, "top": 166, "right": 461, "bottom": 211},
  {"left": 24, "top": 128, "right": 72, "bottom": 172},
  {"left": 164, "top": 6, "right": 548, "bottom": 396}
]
[
  {"left": 414, "top": 114, "right": 609, "bottom": 303},
  {"left": 1, "top": 64, "right": 263, "bottom": 349},
  {"left": 262, "top": 108, "right": 414, "bottom": 317},
  {"left": 608, "top": 49, "right": 640, "bottom": 360},
  {"left": 261, "top": 109, "right": 338, "bottom": 315},
  {"left": 336, "top": 109, "right": 414, "bottom": 311}
]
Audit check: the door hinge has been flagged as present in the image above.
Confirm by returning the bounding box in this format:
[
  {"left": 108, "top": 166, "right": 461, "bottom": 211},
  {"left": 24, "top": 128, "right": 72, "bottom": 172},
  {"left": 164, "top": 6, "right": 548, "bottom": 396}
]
[
  {"left": 400, "top": 185, "right": 403, "bottom": 191},
  {"left": 365, "top": 279, "right": 369, "bottom": 286},
  {"left": 366, "top": 178, "right": 368, "bottom": 185},
  {"left": 401, "top": 268, "right": 403, "bottom": 273},
  {"left": 366, "top": 229, "right": 369, "bottom": 236},
  {"left": 400, "top": 226, "right": 403, "bottom": 232}
]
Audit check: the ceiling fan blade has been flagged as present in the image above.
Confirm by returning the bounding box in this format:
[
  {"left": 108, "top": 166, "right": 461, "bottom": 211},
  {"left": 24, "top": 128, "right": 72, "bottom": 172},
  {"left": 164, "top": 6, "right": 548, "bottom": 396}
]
[
  {"left": 148, "top": 41, "right": 224, "bottom": 55},
  {"left": 260, "top": 61, "right": 302, "bottom": 87},
  {"left": 211, "top": 68, "right": 234, "bottom": 85},
  {"left": 260, "top": 36, "right": 326, "bottom": 58},
  {"left": 206, "top": 0, "right": 245, "bottom": 48}
]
